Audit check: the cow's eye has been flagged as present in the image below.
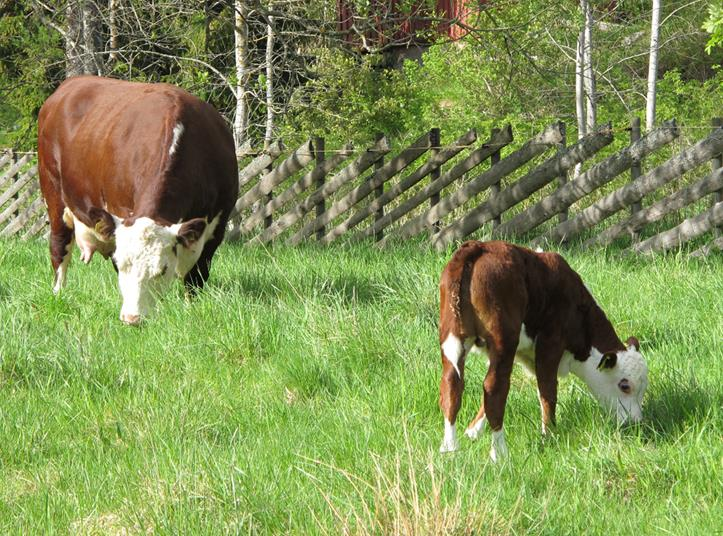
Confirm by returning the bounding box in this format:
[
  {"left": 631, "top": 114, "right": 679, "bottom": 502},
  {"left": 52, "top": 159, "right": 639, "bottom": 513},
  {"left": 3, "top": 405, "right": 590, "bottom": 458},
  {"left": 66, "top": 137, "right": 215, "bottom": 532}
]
[{"left": 618, "top": 378, "right": 631, "bottom": 394}]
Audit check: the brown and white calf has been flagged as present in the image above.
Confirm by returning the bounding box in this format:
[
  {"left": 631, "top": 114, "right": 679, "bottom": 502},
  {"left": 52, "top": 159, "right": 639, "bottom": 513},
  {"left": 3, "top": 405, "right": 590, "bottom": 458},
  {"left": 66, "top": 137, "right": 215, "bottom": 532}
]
[
  {"left": 38, "top": 76, "right": 238, "bottom": 324},
  {"left": 438, "top": 241, "right": 648, "bottom": 461}
]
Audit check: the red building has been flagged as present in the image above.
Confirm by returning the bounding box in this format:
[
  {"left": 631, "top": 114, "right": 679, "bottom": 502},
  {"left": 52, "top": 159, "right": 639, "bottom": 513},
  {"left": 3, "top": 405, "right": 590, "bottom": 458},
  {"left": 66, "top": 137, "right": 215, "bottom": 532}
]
[{"left": 337, "top": 0, "right": 484, "bottom": 56}]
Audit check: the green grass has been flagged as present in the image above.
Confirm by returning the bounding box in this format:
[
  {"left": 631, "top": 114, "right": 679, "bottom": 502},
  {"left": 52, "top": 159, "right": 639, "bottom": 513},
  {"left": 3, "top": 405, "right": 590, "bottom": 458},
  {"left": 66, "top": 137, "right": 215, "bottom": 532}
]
[{"left": 0, "top": 237, "right": 721, "bottom": 534}]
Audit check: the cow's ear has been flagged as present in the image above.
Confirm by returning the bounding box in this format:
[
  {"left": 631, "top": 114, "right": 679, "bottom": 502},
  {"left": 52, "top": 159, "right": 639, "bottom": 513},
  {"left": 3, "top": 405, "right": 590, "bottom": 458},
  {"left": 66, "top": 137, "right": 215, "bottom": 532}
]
[
  {"left": 597, "top": 352, "right": 617, "bottom": 370},
  {"left": 626, "top": 336, "right": 640, "bottom": 352},
  {"left": 175, "top": 218, "right": 207, "bottom": 248},
  {"left": 88, "top": 208, "right": 116, "bottom": 240}
]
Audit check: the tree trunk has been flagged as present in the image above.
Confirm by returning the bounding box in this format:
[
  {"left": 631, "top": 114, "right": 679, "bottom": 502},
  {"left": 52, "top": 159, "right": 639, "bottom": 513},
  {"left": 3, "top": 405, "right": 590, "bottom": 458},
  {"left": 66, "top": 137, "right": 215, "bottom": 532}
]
[
  {"left": 646, "top": 0, "right": 662, "bottom": 131},
  {"left": 108, "top": 0, "right": 118, "bottom": 63},
  {"left": 233, "top": 0, "right": 249, "bottom": 152},
  {"left": 582, "top": 0, "right": 596, "bottom": 132},
  {"left": 65, "top": 1, "right": 84, "bottom": 77},
  {"left": 574, "top": 29, "right": 586, "bottom": 178},
  {"left": 264, "top": 6, "right": 275, "bottom": 150},
  {"left": 81, "top": 0, "right": 103, "bottom": 75}
]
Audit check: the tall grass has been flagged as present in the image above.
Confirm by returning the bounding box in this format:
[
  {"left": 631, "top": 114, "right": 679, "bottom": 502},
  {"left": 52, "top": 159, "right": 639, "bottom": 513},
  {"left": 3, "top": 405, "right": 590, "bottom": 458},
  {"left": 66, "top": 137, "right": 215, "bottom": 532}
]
[{"left": 0, "top": 237, "right": 720, "bottom": 534}]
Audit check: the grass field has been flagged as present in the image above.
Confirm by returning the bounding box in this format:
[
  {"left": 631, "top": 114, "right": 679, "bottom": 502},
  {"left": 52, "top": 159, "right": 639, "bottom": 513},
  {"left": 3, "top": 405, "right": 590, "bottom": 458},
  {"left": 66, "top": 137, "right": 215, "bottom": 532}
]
[{"left": 0, "top": 237, "right": 721, "bottom": 534}]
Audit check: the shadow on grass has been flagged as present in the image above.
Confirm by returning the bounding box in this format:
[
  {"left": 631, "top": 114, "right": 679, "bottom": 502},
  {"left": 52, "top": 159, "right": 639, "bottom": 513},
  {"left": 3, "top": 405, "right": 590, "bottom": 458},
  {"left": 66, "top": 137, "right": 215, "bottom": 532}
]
[
  {"left": 639, "top": 378, "right": 720, "bottom": 441},
  {"left": 209, "top": 270, "right": 390, "bottom": 305}
]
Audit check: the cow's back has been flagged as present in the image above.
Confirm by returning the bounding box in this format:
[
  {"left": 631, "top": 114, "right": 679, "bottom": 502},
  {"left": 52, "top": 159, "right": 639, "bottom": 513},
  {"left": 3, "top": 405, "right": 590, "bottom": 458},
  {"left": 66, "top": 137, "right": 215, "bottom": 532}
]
[{"left": 38, "top": 76, "right": 238, "bottom": 227}]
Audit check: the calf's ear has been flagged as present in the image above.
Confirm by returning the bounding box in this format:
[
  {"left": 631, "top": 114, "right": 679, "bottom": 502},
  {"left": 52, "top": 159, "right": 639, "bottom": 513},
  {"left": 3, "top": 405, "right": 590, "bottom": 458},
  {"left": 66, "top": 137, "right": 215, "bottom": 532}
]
[
  {"left": 626, "top": 336, "right": 640, "bottom": 351},
  {"left": 597, "top": 352, "right": 617, "bottom": 370},
  {"left": 175, "top": 217, "right": 207, "bottom": 248},
  {"left": 88, "top": 208, "right": 116, "bottom": 240}
]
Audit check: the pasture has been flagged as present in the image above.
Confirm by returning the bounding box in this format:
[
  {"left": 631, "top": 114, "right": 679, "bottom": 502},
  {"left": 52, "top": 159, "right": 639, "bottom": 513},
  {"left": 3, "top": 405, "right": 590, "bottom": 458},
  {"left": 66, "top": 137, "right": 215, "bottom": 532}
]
[{"left": 0, "top": 238, "right": 720, "bottom": 534}]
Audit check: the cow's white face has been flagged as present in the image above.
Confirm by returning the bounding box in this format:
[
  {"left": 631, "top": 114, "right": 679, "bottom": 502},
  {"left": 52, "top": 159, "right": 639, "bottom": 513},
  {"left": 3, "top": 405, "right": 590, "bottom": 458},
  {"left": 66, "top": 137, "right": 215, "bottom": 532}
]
[
  {"left": 113, "top": 216, "right": 213, "bottom": 325},
  {"left": 581, "top": 341, "right": 649, "bottom": 424}
]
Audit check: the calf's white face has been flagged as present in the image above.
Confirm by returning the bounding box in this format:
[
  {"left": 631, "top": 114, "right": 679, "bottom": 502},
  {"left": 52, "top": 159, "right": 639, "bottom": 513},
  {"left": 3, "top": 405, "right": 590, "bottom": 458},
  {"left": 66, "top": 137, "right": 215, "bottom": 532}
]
[
  {"left": 581, "top": 342, "right": 649, "bottom": 424},
  {"left": 113, "top": 216, "right": 214, "bottom": 324}
]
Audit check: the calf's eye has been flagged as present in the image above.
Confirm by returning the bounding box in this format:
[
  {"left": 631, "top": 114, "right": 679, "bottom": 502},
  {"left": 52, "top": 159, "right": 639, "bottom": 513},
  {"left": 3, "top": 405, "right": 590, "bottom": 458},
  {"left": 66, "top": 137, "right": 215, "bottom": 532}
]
[{"left": 618, "top": 378, "right": 631, "bottom": 394}]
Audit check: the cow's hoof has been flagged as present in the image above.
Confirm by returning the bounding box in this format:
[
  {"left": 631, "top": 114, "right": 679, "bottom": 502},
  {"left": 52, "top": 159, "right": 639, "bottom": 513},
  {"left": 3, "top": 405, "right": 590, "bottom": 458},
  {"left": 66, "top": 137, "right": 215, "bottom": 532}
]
[
  {"left": 490, "top": 429, "right": 509, "bottom": 463},
  {"left": 439, "top": 438, "right": 460, "bottom": 453}
]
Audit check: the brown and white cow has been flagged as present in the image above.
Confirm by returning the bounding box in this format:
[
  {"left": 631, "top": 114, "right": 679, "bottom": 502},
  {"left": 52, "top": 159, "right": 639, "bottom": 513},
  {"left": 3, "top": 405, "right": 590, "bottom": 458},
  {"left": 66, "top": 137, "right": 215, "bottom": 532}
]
[
  {"left": 438, "top": 241, "right": 648, "bottom": 461},
  {"left": 37, "top": 76, "right": 238, "bottom": 324}
]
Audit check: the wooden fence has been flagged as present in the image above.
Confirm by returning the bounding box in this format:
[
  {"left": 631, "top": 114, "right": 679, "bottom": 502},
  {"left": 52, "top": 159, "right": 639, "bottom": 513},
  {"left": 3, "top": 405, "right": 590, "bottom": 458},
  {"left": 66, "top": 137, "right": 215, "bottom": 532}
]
[{"left": 2, "top": 116, "right": 721, "bottom": 256}]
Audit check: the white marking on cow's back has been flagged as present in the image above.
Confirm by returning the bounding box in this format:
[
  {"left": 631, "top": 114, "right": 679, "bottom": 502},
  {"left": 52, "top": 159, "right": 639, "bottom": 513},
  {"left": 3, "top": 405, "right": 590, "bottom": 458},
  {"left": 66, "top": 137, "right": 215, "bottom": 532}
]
[
  {"left": 441, "top": 333, "right": 464, "bottom": 378},
  {"left": 169, "top": 122, "right": 184, "bottom": 156}
]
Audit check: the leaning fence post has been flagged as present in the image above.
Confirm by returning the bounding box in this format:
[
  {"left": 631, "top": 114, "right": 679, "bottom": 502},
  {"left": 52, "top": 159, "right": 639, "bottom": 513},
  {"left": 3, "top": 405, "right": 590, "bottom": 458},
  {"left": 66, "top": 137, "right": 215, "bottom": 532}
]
[
  {"left": 11, "top": 149, "right": 19, "bottom": 218},
  {"left": 315, "top": 137, "right": 326, "bottom": 241},
  {"left": 429, "top": 128, "right": 441, "bottom": 232},
  {"left": 630, "top": 117, "right": 642, "bottom": 214},
  {"left": 489, "top": 128, "right": 502, "bottom": 229},
  {"left": 629, "top": 117, "right": 642, "bottom": 242},
  {"left": 374, "top": 132, "right": 386, "bottom": 242},
  {"left": 263, "top": 161, "right": 273, "bottom": 230},
  {"left": 712, "top": 117, "right": 722, "bottom": 236},
  {"left": 557, "top": 124, "right": 568, "bottom": 223}
]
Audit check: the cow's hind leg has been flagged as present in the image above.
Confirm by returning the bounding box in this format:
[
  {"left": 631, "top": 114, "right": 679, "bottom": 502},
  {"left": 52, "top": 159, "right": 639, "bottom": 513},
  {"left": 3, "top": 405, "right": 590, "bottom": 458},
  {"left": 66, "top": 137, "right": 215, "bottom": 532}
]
[
  {"left": 439, "top": 332, "right": 468, "bottom": 453},
  {"left": 464, "top": 338, "right": 487, "bottom": 440},
  {"left": 483, "top": 327, "right": 518, "bottom": 462},
  {"left": 39, "top": 172, "right": 74, "bottom": 293}
]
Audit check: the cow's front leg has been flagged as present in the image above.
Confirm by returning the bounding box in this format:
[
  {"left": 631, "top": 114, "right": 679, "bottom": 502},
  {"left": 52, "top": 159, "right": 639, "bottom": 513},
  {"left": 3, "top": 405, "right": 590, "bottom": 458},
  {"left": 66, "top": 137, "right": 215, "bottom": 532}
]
[
  {"left": 535, "top": 337, "right": 563, "bottom": 436},
  {"left": 439, "top": 333, "right": 467, "bottom": 453}
]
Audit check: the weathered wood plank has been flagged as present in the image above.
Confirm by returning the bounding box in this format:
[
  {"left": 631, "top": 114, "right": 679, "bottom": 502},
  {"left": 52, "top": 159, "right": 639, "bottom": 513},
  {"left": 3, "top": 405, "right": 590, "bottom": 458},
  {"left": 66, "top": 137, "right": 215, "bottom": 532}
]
[
  {"left": 690, "top": 235, "right": 723, "bottom": 257},
  {"left": 0, "top": 153, "right": 32, "bottom": 190},
  {"left": 0, "top": 164, "right": 37, "bottom": 207},
  {"left": 0, "top": 180, "right": 39, "bottom": 226},
  {"left": 584, "top": 168, "right": 723, "bottom": 247},
  {"left": 434, "top": 125, "right": 614, "bottom": 250},
  {"left": 294, "top": 132, "right": 432, "bottom": 245},
  {"left": 231, "top": 139, "right": 314, "bottom": 217},
  {"left": 496, "top": 119, "right": 679, "bottom": 237},
  {"left": 22, "top": 211, "right": 50, "bottom": 239},
  {"left": 354, "top": 129, "right": 478, "bottom": 242},
  {"left": 383, "top": 123, "right": 564, "bottom": 245},
  {"left": 369, "top": 126, "right": 513, "bottom": 246},
  {"left": 251, "top": 137, "right": 391, "bottom": 244},
  {"left": 238, "top": 140, "right": 284, "bottom": 189},
  {"left": 235, "top": 143, "right": 354, "bottom": 237},
  {"left": 631, "top": 202, "right": 723, "bottom": 254},
  {"left": 1, "top": 196, "right": 45, "bottom": 237},
  {"left": 0, "top": 151, "right": 13, "bottom": 169},
  {"left": 534, "top": 124, "right": 723, "bottom": 246}
]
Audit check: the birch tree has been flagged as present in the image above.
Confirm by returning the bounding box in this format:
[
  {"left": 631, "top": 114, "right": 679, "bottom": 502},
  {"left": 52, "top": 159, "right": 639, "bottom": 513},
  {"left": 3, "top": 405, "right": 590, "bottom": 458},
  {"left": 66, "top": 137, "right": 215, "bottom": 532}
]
[
  {"left": 646, "top": 0, "right": 662, "bottom": 131},
  {"left": 263, "top": 5, "right": 275, "bottom": 150},
  {"left": 233, "top": 0, "right": 250, "bottom": 153}
]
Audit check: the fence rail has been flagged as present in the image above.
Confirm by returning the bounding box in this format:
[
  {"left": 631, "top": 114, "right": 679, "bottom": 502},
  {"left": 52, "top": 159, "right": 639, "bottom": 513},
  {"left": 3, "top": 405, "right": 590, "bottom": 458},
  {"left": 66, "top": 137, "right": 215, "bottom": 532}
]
[{"left": 2, "top": 116, "right": 722, "bottom": 257}]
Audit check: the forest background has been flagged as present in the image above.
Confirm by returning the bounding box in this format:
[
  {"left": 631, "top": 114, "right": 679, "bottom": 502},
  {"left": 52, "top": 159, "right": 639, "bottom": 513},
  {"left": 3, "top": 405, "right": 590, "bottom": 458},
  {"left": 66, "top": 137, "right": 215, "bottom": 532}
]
[{"left": 0, "top": 1, "right": 721, "bottom": 155}]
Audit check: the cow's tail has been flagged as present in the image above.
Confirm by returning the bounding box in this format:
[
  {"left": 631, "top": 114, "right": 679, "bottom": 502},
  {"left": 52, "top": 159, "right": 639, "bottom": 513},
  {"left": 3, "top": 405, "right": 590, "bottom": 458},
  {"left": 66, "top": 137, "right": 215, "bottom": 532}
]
[{"left": 445, "top": 241, "right": 487, "bottom": 328}]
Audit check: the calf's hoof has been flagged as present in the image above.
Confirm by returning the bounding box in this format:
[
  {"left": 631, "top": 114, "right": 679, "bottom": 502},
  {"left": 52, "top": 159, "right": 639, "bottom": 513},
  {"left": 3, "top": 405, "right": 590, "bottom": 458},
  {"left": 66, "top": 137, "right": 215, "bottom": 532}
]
[
  {"left": 439, "top": 438, "right": 460, "bottom": 453},
  {"left": 464, "top": 417, "right": 486, "bottom": 440}
]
